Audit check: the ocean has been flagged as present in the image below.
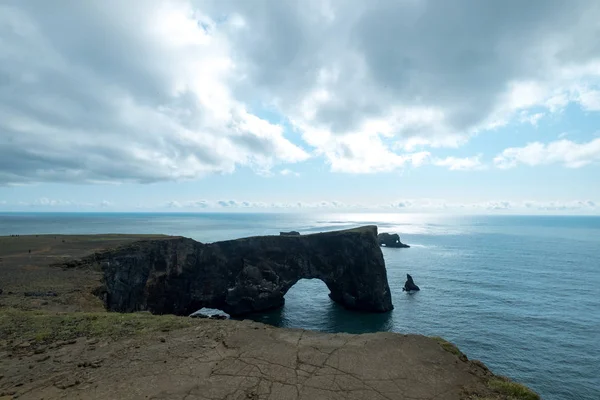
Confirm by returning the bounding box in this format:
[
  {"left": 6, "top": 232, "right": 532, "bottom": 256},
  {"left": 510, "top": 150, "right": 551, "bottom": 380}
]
[{"left": 0, "top": 212, "right": 598, "bottom": 400}]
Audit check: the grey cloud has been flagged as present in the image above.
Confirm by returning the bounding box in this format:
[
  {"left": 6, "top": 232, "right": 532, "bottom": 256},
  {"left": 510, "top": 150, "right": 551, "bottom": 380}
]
[
  {"left": 0, "top": 1, "right": 308, "bottom": 185},
  {"left": 204, "top": 0, "right": 600, "bottom": 168},
  {"left": 3, "top": 0, "right": 600, "bottom": 182}
]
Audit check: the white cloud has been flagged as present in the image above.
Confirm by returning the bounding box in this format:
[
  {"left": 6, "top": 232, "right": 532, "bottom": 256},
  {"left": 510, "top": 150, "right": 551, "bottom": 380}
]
[
  {"left": 558, "top": 132, "right": 572, "bottom": 139},
  {"left": 0, "top": 0, "right": 308, "bottom": 185},
  {"left": 494, "top": 138, "right": 600, "bottom": 168},
  {"left": 14, "top": 198, "right": 110, "bottom": 208},
  {"left": 203, "top": 0, "right": 600, "bottom": 172},
  {"left": 2, "top": 0, "right": 600, "bottom": 180},
  {"left": 280, "top": 169, "right": 300, "bottom": 176},
  {"left": 5, "top": 197, "right": 597, "bottom": 213},
  {"left": 433, "top": 155, "right": 485, "bottom": 171},
  {"left": 386, "top": 199, "right": 597, "bottom": 212},
  {"left": 519, "top": 111, "right": 545, "bottom": 126},
  {"left": 523, "top": 200, "right": 597, "bottom": 211},
  {"left": 34, "top": 198, "right": 72, "bottom": 206}
]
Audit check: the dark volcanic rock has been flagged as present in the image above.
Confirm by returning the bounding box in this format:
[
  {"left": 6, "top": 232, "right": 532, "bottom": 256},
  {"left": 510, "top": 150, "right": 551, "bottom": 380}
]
[
  {"left": 377, "top": 233, "right": 410, "bottom": 248},
  {"left": 75, "top": 226, "right": 393, "bottom": 316},
  {"left": 403, "top": 274, "right": 420, "bottom": 292},
  {"left": 279, "top": 231, "right": 300, "bottom": 236}
]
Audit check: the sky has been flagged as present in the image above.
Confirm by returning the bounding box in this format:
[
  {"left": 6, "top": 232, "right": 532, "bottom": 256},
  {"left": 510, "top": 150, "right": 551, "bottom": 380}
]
[{"left": 1, "top": 0, "right": 600, "bottom": 214}]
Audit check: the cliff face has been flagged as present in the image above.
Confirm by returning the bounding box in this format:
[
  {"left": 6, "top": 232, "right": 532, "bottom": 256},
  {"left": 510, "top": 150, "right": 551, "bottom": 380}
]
[{"left": 89, "top": 226, "right": 393, "bottom": 316}]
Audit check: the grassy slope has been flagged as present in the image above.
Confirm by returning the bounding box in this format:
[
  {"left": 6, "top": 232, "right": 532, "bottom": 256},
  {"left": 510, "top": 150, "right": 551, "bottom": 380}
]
[{"left": 0, "top": 308, "right": 197, "bottom": 345}]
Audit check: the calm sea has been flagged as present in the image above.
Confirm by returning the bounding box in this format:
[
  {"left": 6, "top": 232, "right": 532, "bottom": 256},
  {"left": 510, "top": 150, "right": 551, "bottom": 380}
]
[{"left": 1, "top": 212, "right": 598, "bottom": 400}]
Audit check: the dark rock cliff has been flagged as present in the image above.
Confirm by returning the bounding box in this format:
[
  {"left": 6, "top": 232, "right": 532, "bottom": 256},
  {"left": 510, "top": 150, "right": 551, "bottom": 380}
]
[{"left": 81, "top": 226, "right": 393, "bottom": 316}]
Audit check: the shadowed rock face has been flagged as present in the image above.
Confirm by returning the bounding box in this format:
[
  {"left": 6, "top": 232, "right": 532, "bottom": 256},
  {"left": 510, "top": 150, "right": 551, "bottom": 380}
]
[
  {"left": 86, "top": 226, "right": 393, "bottom": 316},
  {"left": 378, "top": 232, "right": 410, "bottom": 248}
]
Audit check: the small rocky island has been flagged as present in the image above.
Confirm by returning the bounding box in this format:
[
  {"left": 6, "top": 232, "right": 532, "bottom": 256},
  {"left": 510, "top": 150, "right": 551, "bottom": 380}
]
[
  {"left": 377, "top": 232, "right": 410, "bottom": 248},
  {"left": 403, "top": 274, "right": 421, "bottom": 292},
  {"left": 280, "top": 230, "right": 300, "bottom": 236},
  {"left": 73, "top": 226, "right": 393, "bottom": 316}
]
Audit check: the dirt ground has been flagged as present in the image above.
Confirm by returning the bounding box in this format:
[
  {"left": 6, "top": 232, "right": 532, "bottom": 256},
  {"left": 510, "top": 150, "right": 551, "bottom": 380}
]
[
  {"left": 0, "top": 235, "right": 539, "bottom": 400},
  {"left": 0, "top": 235, "right": 172, "bottom": 312}
]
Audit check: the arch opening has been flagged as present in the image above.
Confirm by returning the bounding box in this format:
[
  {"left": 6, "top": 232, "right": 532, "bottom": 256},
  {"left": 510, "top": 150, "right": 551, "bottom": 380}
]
[{"left": 245, "top": 278, "right": 394, "bottom": 333}]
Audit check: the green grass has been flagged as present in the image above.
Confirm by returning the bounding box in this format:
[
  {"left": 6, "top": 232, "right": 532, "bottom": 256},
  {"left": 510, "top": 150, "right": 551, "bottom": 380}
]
[
  {"left": 0, "top": 308, "right": 198, "bottom": 344},
  {"left": 431, "top": 336, "right": 465, "bottom": 358},
  {"left": 487, "top": 377, "right": 540, "bottom": 400}
]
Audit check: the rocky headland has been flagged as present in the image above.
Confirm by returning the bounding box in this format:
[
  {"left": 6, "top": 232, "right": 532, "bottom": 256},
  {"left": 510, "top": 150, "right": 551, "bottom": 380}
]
[
  {"left": 72, "top": 226, "right": 393, "bottom": 316},
  {"left": 0, "top": 232, "right": 540, "bottom": 400}
]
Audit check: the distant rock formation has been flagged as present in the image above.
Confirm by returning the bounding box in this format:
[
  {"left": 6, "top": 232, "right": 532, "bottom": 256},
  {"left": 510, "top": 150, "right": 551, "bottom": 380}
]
[
  {"left": 403, "top": 274, "right": 420, "bottom": 292},
  {"left": 279, "top": 231, "right": 300, "bottom": 236},
  {"left": 76, "top": 226, "right": 393, "bottom": 316},
  {"left": 377, "top": 233, "right": 410, "bottom": 248}
]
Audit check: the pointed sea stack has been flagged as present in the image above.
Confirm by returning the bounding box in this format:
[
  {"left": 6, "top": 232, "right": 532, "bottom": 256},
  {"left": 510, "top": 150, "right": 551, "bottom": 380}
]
[{"left": 403, "top": 274, "right": 420, "bottom": 292}]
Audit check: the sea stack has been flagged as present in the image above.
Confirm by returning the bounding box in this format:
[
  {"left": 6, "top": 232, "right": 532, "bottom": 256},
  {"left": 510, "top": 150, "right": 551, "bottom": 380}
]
[
  {"left": 377, "top": 232, "right": 410, "bottom": 248},
  {"left": 403, "top": 274, "right": 420, "bottom": 292}
]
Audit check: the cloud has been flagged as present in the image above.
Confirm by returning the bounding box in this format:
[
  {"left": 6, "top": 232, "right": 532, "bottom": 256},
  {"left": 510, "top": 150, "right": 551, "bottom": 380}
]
[
  {"left": 519, "top": 111, "right": 545, "bottom": 126},
  {"left": 483, "top": 201, "right": 514, "bottom": 210},
  {"left": 33, "top": 198, "right": 73, "bottom": 206},
  {"left": 14, "top": 198, "right": 109, "bottom": 208},
  {"left": 162, "top": 197, "right": 588, "bottom": 212},
  {"left": 280, "top": 169, "right": 300, "bottom": 176},
  {"left": 0, "top": 0, "right": 308, "bottom": 185},
  {"left": 523, "top": 200, "right": 597, "bottom": 211},
  {"left": 202, "top": 0, "right": 600, "bottom": 172},
  {"left": 433, "top": 155, "right": 485, "bottom": 171},
  {"left": 3, "top": 0, "right": 600, "bottom": 181},
  {"left": 494, "top": 138, "right": 600, "bottom": 168},
  {"left": 387, "top": 199, "right": 597, "bottom": 212}
]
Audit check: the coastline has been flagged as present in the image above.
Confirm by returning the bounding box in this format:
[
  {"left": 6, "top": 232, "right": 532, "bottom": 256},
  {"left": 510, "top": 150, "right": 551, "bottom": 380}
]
[{"left": 0, "top": 234, "right": 540, "bottom": 400}]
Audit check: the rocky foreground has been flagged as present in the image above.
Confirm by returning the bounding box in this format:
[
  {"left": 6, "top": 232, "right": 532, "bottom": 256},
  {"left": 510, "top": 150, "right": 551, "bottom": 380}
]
[{"left": 0, "top": 234, "right": 540, "bottom": 400}]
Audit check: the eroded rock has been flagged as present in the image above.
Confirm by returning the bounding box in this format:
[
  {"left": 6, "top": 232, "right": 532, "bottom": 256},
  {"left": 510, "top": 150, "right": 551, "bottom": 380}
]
[
  {"left": 377, "top": 233, "right": 410, "bottom": 248},
  {"left": 76, "top": 226, "right": 393, "bottom": 316},
  {"left": 403, "top": 274, "right": 420, "bottom": 292}
]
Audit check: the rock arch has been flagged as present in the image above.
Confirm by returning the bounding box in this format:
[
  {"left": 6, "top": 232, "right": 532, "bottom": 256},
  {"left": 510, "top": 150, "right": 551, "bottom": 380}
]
[{"left": 86, "top": 226, "right": 393, "bottom": 316}]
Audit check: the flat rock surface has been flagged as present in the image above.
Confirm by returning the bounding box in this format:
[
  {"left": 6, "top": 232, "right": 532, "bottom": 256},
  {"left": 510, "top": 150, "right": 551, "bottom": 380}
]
[{"left": 0, "top": 319, "right": 492, "bottom": 400}]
